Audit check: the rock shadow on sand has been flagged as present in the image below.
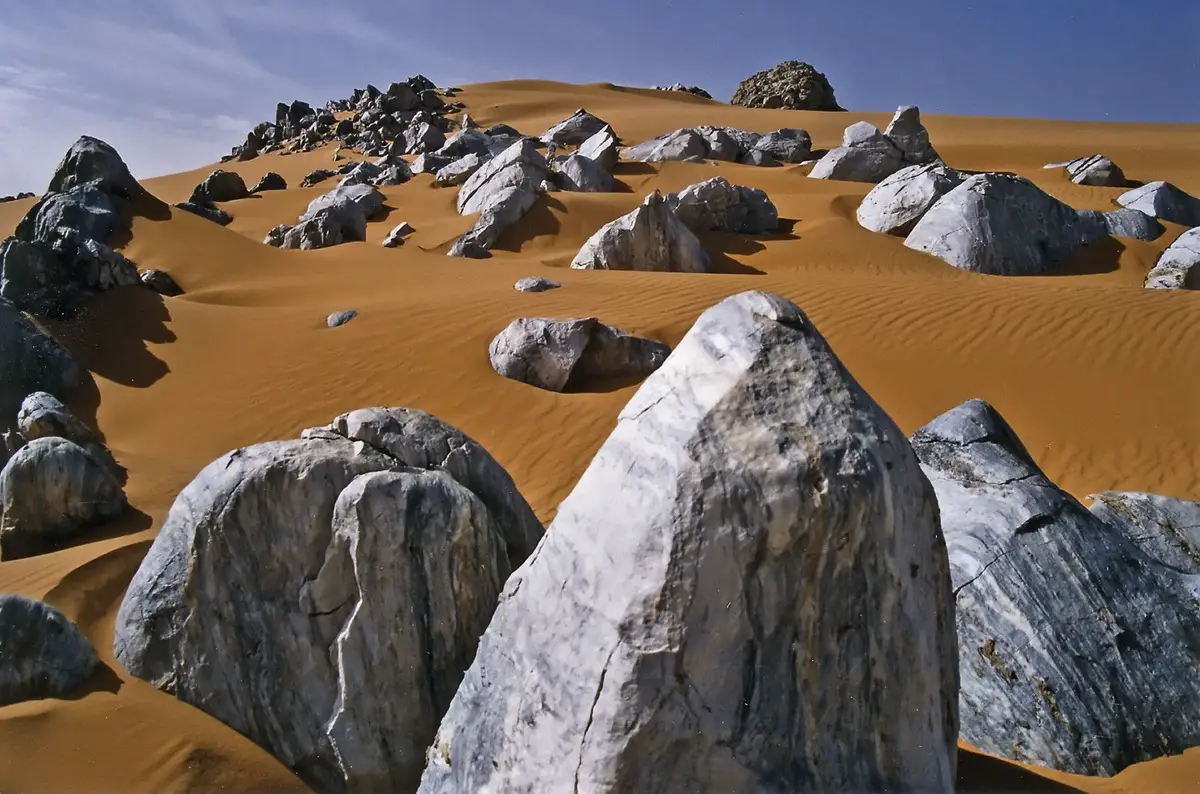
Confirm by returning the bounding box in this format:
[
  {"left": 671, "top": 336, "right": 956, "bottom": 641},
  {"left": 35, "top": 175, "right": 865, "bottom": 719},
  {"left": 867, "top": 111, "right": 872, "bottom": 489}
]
[
  {"left": 1040, "top": 235, "right": 1126, "bottom": 277},
  {"left": 700, "top": 218, "right": 799, "bottom": 275},
  {"left": 957, "top": 747, "right": 1085, "bottom": 793},
  {"left": 491, "top": 194, "right": 565, "bottom": 254}
]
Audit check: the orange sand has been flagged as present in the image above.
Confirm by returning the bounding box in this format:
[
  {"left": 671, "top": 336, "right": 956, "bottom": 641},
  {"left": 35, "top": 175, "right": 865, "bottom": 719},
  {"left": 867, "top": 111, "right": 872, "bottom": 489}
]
[{"left": 1, "top": 79, "right": 1198, "bottom": 793}]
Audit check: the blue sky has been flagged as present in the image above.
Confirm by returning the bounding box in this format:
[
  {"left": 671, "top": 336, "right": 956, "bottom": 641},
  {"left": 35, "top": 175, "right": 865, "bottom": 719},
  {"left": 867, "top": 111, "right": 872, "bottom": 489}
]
[{"left": 2, "top": 0, "right": 1197, "bottom": 194}]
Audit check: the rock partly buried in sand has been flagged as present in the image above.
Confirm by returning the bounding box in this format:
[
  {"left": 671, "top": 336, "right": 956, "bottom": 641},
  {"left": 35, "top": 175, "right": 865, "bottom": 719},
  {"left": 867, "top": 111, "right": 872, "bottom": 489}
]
[
  {"left": 189, "top": 169, "right": 249, "bottom": 204},
  {"left": 0, "top": 299, "right": 82, "bottom": 424},
  {"left": 652, "top": 82, "right": 713, "bottom": 99},
  {"left": 0, "top": 594, "right": 99, "bottom": 707},
  {"left": 665, "top": 176, "right": 778, "bottom": 234},
  {"left": 249, "top": 171, "right": 287, "bottom": 192},
  {"left": 577, "top": 125, "right": 620, "bottom": 171},
  {"left": 419, "top": 290, "right": 958, "bottom": 794},
  {"left": 263, "top": 224, "right": 289, "bottom": 247},
  {"left": 0, "top": 436, "right": 126, "bottom": 560},
  {"left": 1051, "top": 155, "right": 1127, "bottom": 187},
  {"left": 551, "top": 153, "right": 614, "bottom": 192},
  {"left": 300, "top": 168, "right": 337, "bottom": 188},
  {"left": 456, "top": 138, "right": 554, "bottom": 216},
  {"left": 571, "top": 190, "right": 710, "bottom": 272},
  {"left": 514, "top": 276, "right": 560, "bottom": 293},
  {"left": 1094, "top": 207, "right": 1164, "bottom": 242},
  {"left": 411, "top": 153, "right": 455, "bottom": 175},
  {"left": 279, "top": 184, "right": 385, "bottom": 250},
  {"left": 448, "top": 185, "right": 540, "bottom": 259},
  {"left": 539, "top": 109, "right": 610, "bottom": 146},
  {"left": 1116, "top": 181, "right": 1200, "bottom": 227},
  {"left": 382, "top": 221, "right": 414, "bottom": 248},
  {"left": 488, "top": 317, "right": 669, "bottom": 392},
  {"left": 731, "top": 60, "right": 844, "bottom": 111},
  {"left": 326, "top": 309, "right": 357, "bottom": 327},
  {"left": 46, "top": 135, "right": 144, "bottom": 199},
  {"left": 857, "top": 162, "right": 964, "bottom": 235},
  {"left": 433, "top": 153, "right": 485, "bottom": 187},
  {"left": 810, "top": 107, "right": 938, "bottom": 183},
  {"left": 1144, "top": 226, "right": 1200, "bottom": 289},
  {"left": 17, "top": 391, "right": 120, "bottom": 479},
  {"left": 904, "top": 173, "right": 1092, "bottom": 275},
  {"left": 113, "top": 406, "right": 542, "bottom": 791},
  {"left": 139, "top": 269, "right": 184, "bottom": 297},
  {"left": 751, "top": 128, "right": 813, "bottom": 163},
  {"left": 911, "top": 398, "right": 1200, "bottom": 777},
  {"left": 621, "top": 128, "right": 707, "bottom": 162},
  {"left": 173, "top": 200, "right": 233, "bottom": 226}
]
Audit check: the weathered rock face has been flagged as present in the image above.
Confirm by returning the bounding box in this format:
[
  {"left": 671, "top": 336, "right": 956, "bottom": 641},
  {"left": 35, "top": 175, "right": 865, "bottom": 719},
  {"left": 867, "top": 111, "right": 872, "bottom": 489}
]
[
  {"left": 420, "top": 290, "right": 959, "bottom": 794},
  {"left": 621, "top": 128, "right": 707, "bottom": 163},
  {"left": 1116, "top": 181, "right": 1200, "bottom": 227},
  {"left": 514, "top": 276, "right": 560, "bottom": 293},
  {"left": 437, "top": 129, "right": 492, "bottom": 159},
  {"left": 250, "top": 171, "right": 287, "bottom": 192},
  {"left": 113, "top": 406, "right": 543, "bottom": 792},
  {"left": 140, "top": 269, "right": 184, "bottom": 296},
  {"left": 731, "top": 60, "right": 844, "bottom": 111},
  {"left": 578, "top": 126, "right": 620, "bottom": 171},
  {"left": 263, "top": 225, "right": 290, "bottom": 248},
  {"left": 911, "top": 398, "right": 1200, "bottom": 777},
  {"left": 539, "top": 109, "right": 609, "bottom": 146},
  {"left": 904, "top": 173, "right": 1092, "bottom": 275},
  {"left": 189, "top": 170, "right": 249, "bottom": 204},
  {"left": 571, "top": 191, "right": 711, "bottom": 272},
  {"left": 301, "top": 169, "right": 337, "bottom": 188},
  {"left": 857, "top": 162, "right": 964, "bottom": 235},
  {"left": 488, "top": 317, "right": 669, "bottom": 392},
  {"left": 0, "top": 594, "right": 99, "bottom": 706},
  {"left": 45, "top": 136, "right": 143, "bottom": 199},
  {"left": 411, "top": 153, "right": 455, "bottom": 175},
  {"left": 666, "top": 177, "right": 778, "bottom": 234},
  {"left": 382, "top": 222, "right": 414, "bottom": 248},
  {"left": 652, "top": 83, "right": 713, "bottom": 99},
  {"left": 403, "top": 122, "right": 446, "bottom": 155},
  {"left": 552, "top": 153, "right": 614, "bottom": 193},
  {"left": 0, "top": 299, "right": 82, "bottom": 424},
  {"left": 15, "top": 184, "right": 123, "bottom": 245},
  {"left": 433, "top": 153, "right": 485, "bottom": 187},
  {"left": 1095, "top": 207, "right": 1164, "bottom": 242},
  {"left": 174, "top": 201, "right": 233, "bottom": 226},
  {"left": 884, "top": 106, "right": 939, "bottom": 165},
  {"left": 456, "top": 138, "right": 553, "bottom": 216},
  {"left": 752, "top": 128, "right": 812, "bottom": 163},
  {"left": 279, "top": 185, "right": 385, "bottom": 251},
  {"left": 810, "top": 107, "right": 939, "bottom": 183},
  {"left": 448, "top": 186, "right": 539, "bottom": 259},
  {"left": 17, "top": 391, "right": 120, "bottom": 478},
  {"left": 740, "top": 148, "right": 781, "bottom": 167},
  {"left": 0, "top": 436, "right": 126, "bottom": 560},
  {"left": 1144, "top": 226, "right": 1200, "bottom": 289},
  {"left": 1058, "top": 155, "right": 1126, "bottom": 187}
]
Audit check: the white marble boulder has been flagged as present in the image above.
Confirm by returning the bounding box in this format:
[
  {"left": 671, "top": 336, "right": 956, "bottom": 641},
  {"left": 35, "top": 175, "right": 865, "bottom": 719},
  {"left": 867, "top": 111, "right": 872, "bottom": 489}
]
[
  {"left": 570, "top": 191, "right": 710, "bottom": 272},
  {"left": 857, "top": 162, "right": 963, "bottom": 235},
  {"left": 1143, "top": 226, "right": 1200, "bottom": 289},
  {"left": 552, "top": 153, "right": 614, "bottom": 192},
  {"left": 419, "top": 290, "right": 959, "bottom": 794},
  {"left": 1116, "top": 181, "right": 1200, "bottom": 227},
  {"left": 112, "top": 407, "right": 543, "bottom": 792},
  {"left": 538, "top": 109, "right": 610, "bottom": 146},
  {"left": 279, "top": 184, "right": 385, "bottom": 250},
  {"left": 665, "top": 177, "right": 778, "bottom": 234},
  {"left": 577, "top": 125, "right": 620, "bottom": 171},
  {"left": 810, "top": 106, "right": 939, "bottom": 183},
  {"left": 1051, "top": 155, "right": 1127, "bottom": 187}
]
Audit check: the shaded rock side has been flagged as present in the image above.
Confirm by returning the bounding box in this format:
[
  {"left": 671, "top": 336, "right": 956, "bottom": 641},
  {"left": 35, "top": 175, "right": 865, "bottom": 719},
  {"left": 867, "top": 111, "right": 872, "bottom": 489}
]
[
  {"left": 570, "top": 191, "right": 710, "bottom": 272},
  {"left": 1116, "top": 181, "right": 1200, "bottom": 227},
  {"left": 0, "top": 594, "right": 99, "bottom": 706},
  {"left": 0, "top": 299, "right": 82, "bottom": 428}
]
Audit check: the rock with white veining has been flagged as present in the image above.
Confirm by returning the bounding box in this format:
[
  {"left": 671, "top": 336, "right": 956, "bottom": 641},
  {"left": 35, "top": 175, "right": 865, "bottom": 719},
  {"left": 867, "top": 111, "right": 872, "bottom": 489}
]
[
  {"left": 0, "top": 594, "right": 99, "bottom": 706},
  {"left": 857, "top": 162, "right": 964, "bottom": 235},
  {"left": 570, "top": 190, "right": 710, "bottom": 272},
  {"left": 487, "top": 316, "right": 669, "bottom": 392},
  {"left": 113, "top": 406, "right": 542, "bottom": 791},
  {"left": 1116, "top": 181, "right": 1200, "bottom": 227},
  {"left": 1060, "top": 155, "right": 1126, "bottom": 187},
  {"left": 539, "top": 109, "right": 609, "bottom": 146},
  {"left": 419, "top": 290, "right": 959, "bottom": 794},
  {"left": 911, "top": 398, "right": 1200, "bottom": 776},
  {"left": 904, "top": 173, "right": 1093, "bottom": 275},
  {"left": 456, "top": 139, "right": 553, "bottom": 216},
  {"left": 513, "top": 276, "right": 560, "bottom": 293},
  {"left": 621, "top": 128, "right": 707, "bottom": 163},
  {"left": 552, "top": 154, "right": 614, "bottom": 192},
  {"left": 1143, "top": 226, "right": 1200, "bottom": 289},
  {"left": 665, "top": 177, "right": 778, "bottom": 234},
  {"left": 577, "top": 125, "right": 620, "bottom": 171}
]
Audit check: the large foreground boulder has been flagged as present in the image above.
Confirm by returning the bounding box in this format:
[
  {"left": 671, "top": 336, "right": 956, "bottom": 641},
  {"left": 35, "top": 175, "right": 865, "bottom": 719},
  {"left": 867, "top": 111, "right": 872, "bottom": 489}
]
[
  {"left": 0, "top": 594, "right": 99, "bottom": 706},
  {"left": 911, "top": 399, "right": 1200, "bottom": 776},
  {"left": 731, "top": 60, "right": 844, "bottom": 111},
  {"left": 571, "top": 191, "right": 710, "bottom": 272},
  {"left": 904, "top": 173, "right": 1092, "bottom": 275},
  {"left": 1144, "top": 226, "right": 1200, "bottom": 289},
  {"left": 1116, "top": 181, "right": 1200, "bottom": 227},
  {"left": 418, "top": 291, "right": 958, "bottom": 793},
  {"left": 488, "top": 317, "right": 669, "bottom": 392},
  {"left": 857, "top": 162, "right": 963, "bottom": 235},
  {"left": 0, "top": 299, "right": 82, "bottom": 425},
  {"left": 113, "top": 407, "right": 543, "bottom": 792},
  {"left": 666, "top": 177, "right": 778, "bottom": 234}
]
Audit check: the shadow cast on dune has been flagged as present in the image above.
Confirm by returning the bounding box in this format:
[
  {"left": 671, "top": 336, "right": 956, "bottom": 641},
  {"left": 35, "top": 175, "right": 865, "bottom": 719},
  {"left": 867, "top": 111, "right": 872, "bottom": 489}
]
[
  {"left": 1037, "top": 235, "right": 1126, "bottom": 277},
  {"left": 701, "top": 219, "right": 799, "bottom": 275},
  {"left": 62, "top": 661, "right": 124, "bottom": 700},
  {"left": 491, "top": 195, "right": 565, "bottom": 253},
  {"left": 957, "top": 747, "right": 1085, "bottom": 793}
]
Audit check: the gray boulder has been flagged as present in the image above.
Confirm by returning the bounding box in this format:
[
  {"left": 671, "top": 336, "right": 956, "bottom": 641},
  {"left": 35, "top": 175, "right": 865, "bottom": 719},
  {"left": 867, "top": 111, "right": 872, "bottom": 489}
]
[
  {"left": 539, "top": 109, "right": 609, "bottom": 146},
  {"left": 336, "top": 162, "right": 383, "bottom": 188},
  {"left": 371, "top": 163, "right": 412, "bottom": 187},
  {"left": 174, "top": 201, "right": 233, "bottom": 225},
  {"left": 419, "top": 290, "right": 958, "bottom": 794},
  {"left": 382, "top": 222, "right": 414, "bottom": 248},
  {"left": 694, "top": 126, "right": 742, "bottom": 161},
  {"left": 911, "top": 398, "right": 1200, "bottom": 776},
  {"left": 0, "top": 436, "right": 126, "bottom": 560},
  {"left": 666, "top": 176, "right": 778, "bottom": 234},
  {"left": 437, "top": 128, "right": 493, "bottom": 159},
  {"left": 189, "top": 169, "right": 249, "bottom": 204},
  {"left": 1116, "top": 181, "right": 1200, "bottom": 227},
  {"left": 456, "top": 138, "right": 553, "bottom": 215},
  {"left": 577, "top": 125, "right": 620, "bottom": 171},
  {"left": 281, "top": 184, "right": 385, "bottom": 250},
  {"left": 621, "top": 128, "right": 706, "bottom": 162},
  {"left": 571, "top": 190, "right": 710, "bottom": 272},
  {"left": 514, "top": 276, "right": 560, "bottom": 293},
  {"left": 0, "top": 299, "right": 82, "bottom": 424},
  {"left": 140, "top": 269, "right": 184, "bottom": 296},
  {"left": 403, "top": 122, "right": 446, "bottom": 155},
  {"left": 487, "top": 317, "right": 669, "bottom": 392},
  {"left": 449, "top": 185, "right": 538, "bottom": 259},
  {"left": 15, "top": 183, "right": 122, "bottom": 246},
  {"left": 326, "top": 309, "right": 357, "bottom": 327},
  {"left": 731, "top": 60, "right": 844, "bottom": 111},
  {"left": 1098, "top": 208, "right": 1164, "bottom": 241},
  {"left": 263, "top": 224, "right": 290, "bottom": 248},
  {"left": 113, "top": 406, "right": 542, "bottom": 792},
  {"left": 1059, "top": 155, "right": 1126, "bottom": 187},
  {"left": 434, "top": 154, "right": 485, "bottom": 187},
  {"left": 249, "top": 171, "right": 287, "bottom": 192},
  {"left": 751, "top": 128, "right": 812, "bottom": 163},
  {"left": 300, "top": 169, "right": 337, "bottom": 188},
  {"left": 740, "top": 148, "right": 781, "bottom": 167},
  {"left": 808, "top": 121, "right": 907, "bottom": 183},
  {"left": 884, "top": 105, "right": 939, "bottom": 165},
  {"left": 411, "top": 153, "right": 455, "bottom": 175},
  {"left": 904, "top": 173, "right": 1092, "bottom": 275},
  {"left": 552, "top": 153, "right": 614, "bottom": 192},
  {"left": 0, "top": 594, "right": 99, "bottom": 706},
  {"left": 1144, "top": 227, "right": 1200, "bottom": 289},
  {"left": 857, "top": 162, "right": 964, "bottom": 235},
  {"left": 45, "top": 135, "right": 143, "bottom": 199},
  {"left": 17, "top": 391, "right": 119, "bottom": 478}
]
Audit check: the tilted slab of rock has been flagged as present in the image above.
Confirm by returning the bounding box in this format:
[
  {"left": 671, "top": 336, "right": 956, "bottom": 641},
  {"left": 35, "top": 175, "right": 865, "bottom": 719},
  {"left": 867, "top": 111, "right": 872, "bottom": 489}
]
[
  {"left": 1143, "top": 226, "right": 1200, "bottom": 289},
  {"left": 449, "top": 185, "right": 539, "bottom": 259},
  {"left": 420, "top": 290, "right": 958, "bottom": 794},
  {"left": 250, "top": 171, "right": 287, "bottom": 192},
  {"left": 140, "top": 269, "right": 184, "bottom": 296},
  {"left": 113, "top": 406, "right": 543, "bottom": 791},
  {"left": 0, "top": 594, "right": 98, "bottom": 706},
  {"left": 665, "top": 176, "right": 778, "bottom": 234},
  {"left": 1116, "top": 181, "right": 1200, "bottom": 227},
  {"left": 0, "top": 436, "right": 126, "bottom": 560},
  {"left": 456, "top": 138, "right": 553, "bottom": 216},
  {"left": 577, "top": 125, "right": 620, "bottom": 171},
  {"left": 0, "top": 299, "right": 82, "bottom": 424},
  {"left": 570, "top": 190, "right": 711, "bottom": 272},
  {"left": 403, "top": 122, "right": 446, "bottom": 155},
  {"left": 326, "top": 309, "right": 357, "bottom": 328},
  {"left": 911, "top": 398, "right": 1200, "bottom": 776},
  {"left": 904, "top": 173, "right": 1093, "bottom": 275},
  {"left": 621, "top": 128, "right": 706, "bottom": 162},
  {"left": 488, "top": 317, "right": 669, "bottom": 392},
  {"left": 552, "top": 153, "right": 614, "bottom": 192},
  {"left": 539, "top": 109, "right": 609, "bottom": 146},
  {"left": 189, "top": 169, "right": 249, "bottom": 204},
  {"left": 1059, "top": 155, "right": 1126, "bottom": 187},
  {"left": 433, "top": 153, "right": 485, "bottom": 187},
  {"left": 857, "top": 162, "right": 964, "bottom": 235}
]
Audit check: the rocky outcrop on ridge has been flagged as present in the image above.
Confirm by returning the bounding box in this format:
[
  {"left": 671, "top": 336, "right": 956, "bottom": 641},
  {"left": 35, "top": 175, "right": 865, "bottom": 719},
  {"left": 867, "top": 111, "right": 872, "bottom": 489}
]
[
  {"left": 651, "top": 83, "right": 713, "bottom": 99},
  {"left": 731, "top": 60, "right": 844, "bottom": 111}
]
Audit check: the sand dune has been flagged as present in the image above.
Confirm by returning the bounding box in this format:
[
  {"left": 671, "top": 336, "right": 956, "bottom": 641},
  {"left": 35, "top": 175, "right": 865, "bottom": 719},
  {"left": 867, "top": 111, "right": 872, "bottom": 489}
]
[{"left": 1, "top": 78, "right": 1199, "bottom": 792}]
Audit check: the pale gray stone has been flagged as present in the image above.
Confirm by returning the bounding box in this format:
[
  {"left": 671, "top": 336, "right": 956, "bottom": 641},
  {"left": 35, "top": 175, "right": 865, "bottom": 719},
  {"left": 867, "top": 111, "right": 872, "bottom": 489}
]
[
  {"left": 326, "top": 309, "right": 357, "bottom": 327},
  {"left": 17, "top": 391, "right": 119, "bottom": 477},
  {"left": 1098, "top": 208, "right": 1164, "bottom": 241},
  {"left": 808, "top": 121, "right": 906, "bottom": 183},
  {"left": 514, "top": 276, "right": 560, "bottom": 293},
  {"left": 571, "top": 190, "right": 710, "bottom": 272},
  {"left": 621, "top": 128, "right": 706, "bottom": 162},
  {"left": 740, "top": 148, "right": 781, "bottom": 167},
  {"left": 911, "top": 398, "right": 1200, "bottom": 776},
  {"left": 456, "top": 138, "right": 553, "bottom": 216},
  {"left": 174, "top": 201, "right": 233, "bottom": 225},
  {"left": 552, "top": 153, "right": 614, "bottom": 192},
  {"left": 433, "top": 153, "right": 485, "bottom": 187},
  {"left": 0, "top": 594, "right": 98, "bottom": 706},
  {"left": 189, "top": 169, "right": 249, "bottom": 204},
  {"left": 884, "top": 105, "right": 939, "bottom": 165},
  {"left": 45, "top": 135, "right": 143, "bottom": 199},
  {"left": 487, "top": 316, "right": 669, "bottom": 392},
  {"left": 1144, "top": 226, "right": 1200, "bottom": 289},
  {"left": 694, "top": 125, "right": 742, "bottom": 161},
  {"left": 437, "top": 128, "right": 493, "bottom": 159},
  {"left": 857, "top": 162, "right": 964, "bottom": 235},
  {"left": 539, "top": 109, "right": 609, "bottom": 146},
  {"left": 419, "top": 290, "right": 958, "bottom": 794},
  {"left": 665, "top": 176, "right": 778, "bottom": 233},
  {"left": 1062, "top": 155, "right": 1126, "bottom": 187},
  {"left": 1116, "top": 181, "right": 1200, "bottom": 227},
  {"left": 140, "top": 269, "right": 184, "bottom": 296},
  {"left": 411, "top": 153, "right": 455, "bottom": 175},
  {"left": 577, "top": 125, "right": 620, "bottom": 171},
  {"left": 403, "top": 122, "right": 446, "bottom": 155},
  {"left": 336, "top": 162, "right": 383, "bottom": 188},
  {"left": 283, "top": 185, "right": 384, "bottom": 250}
]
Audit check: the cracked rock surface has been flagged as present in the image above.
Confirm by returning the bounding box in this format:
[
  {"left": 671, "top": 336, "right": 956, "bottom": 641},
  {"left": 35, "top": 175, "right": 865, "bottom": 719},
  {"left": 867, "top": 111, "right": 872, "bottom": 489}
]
[
  {"left": 911, "top": 398, "right": 1200, "bottom": 776},
  {"left": 420, "top": 290, "right": 959, "bottom": 794},
  {"left": 112, "top": 406, "right": 542, "bottom": 792}
]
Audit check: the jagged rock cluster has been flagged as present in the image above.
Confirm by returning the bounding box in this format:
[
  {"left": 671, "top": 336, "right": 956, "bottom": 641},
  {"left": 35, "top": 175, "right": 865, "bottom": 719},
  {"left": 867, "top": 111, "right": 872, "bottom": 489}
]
[
  {"left": 623, "top": 124, "right": 810, "bottom": 166},
  {"left": 651, "top": 83, "right": 713, "bottom": 99},
  {"left": 0, "top": 192, "right": 35, "bottom": 203},
  {"left": 265, "top": 184, "right": 385, "bottom": 250},
  {"left": 731, "top": 60, "right": 844, "bottom": 111},
  {"left": 809, "top": 105, "right": 939, "bottom": 183},
  {"left": 222, "top": 75, "right": 464, "bottom": 163}
]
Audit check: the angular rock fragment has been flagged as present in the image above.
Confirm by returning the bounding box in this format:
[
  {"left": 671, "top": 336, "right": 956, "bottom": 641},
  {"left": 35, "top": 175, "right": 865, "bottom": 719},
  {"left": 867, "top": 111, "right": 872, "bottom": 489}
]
[
  {"left": 1060, "top": 155, "right": 1126, "bottom": 187},
  {"left": 552, "top": 153, "right": 613, "bottom": 192},
  {"left": 666, "top": 177, "right": 778, "bottom": 233},
  {"left": 621, "top": 128, "right": 706, "bottom": 162},
  {"left": 539, "top": 109, "right": 609, "bottom": 146},
  {"left": 140, "top": 269, "right": 184, "bottom": 296},
  {"left": 751, "top": 128, "right": 812, "bottom": 163},
  {"left": 326, "top": 309, "right": 357, "bottom": 327},
  {"left": 1116, "top": 181, "right": 1200, "bottom": 227},
  {"left": 571, "top": 191, "right": 710, "bottom": 272},
  {"left": 514, "top": 276, "right": 560, "bottom": 293},
  {"left": 883, "top": 105, "right": 939, "bottom": 165},
  {"left": 250, "top": 171, "right": 287, "bottom": 192},
  {"left": 808, "top": 121, "right": 907, "bottom": 183},
  {"left": 577, "top": 125, "right": 620, "bottom": 171},
  {"left": 449, "top": 186, "right": 538, "bottom": 259},
  {"left": 173, "top": 201, "right": 233, "bottom": 225},
  {"left": 189, "top": 169, "right": 249, "bottom": 204},
  {"left": 434, "top": 154, "right": 485, "bottom": 187},
  {"left": 382, "top": 222, "right": 414, "bottom": 248},
  {"left": 456, "top": 139, "right": 553, "bottom": 215},
  {"left": 857, "top": 162, "right": 963, "bottom": 235},
  {"left": 0, "top": 299, "right": 82, "bottom": 424}
]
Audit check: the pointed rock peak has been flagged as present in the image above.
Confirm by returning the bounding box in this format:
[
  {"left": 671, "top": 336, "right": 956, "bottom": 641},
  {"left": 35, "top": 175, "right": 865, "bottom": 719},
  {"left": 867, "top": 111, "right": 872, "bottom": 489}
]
[
  {"left": 46, "top": 136, "right": 143, "bottom": 200},
  {"left": 910, "top": 398, "right": 1042, "bottom": 484}
]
